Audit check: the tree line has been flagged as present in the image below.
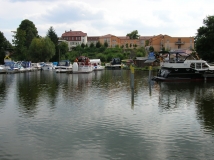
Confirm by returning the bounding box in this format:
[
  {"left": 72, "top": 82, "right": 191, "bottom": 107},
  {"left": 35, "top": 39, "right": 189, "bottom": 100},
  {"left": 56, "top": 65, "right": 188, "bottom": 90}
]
[{"left": 1, "top": 16, "right": 214, "bottom": 64}]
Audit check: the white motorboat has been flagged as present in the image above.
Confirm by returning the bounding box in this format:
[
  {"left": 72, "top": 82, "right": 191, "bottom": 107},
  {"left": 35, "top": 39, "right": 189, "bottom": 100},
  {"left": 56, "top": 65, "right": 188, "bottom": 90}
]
[
  {"left": 0, "top": 65, "right": 6, "bottom": 74},
  {"left": 90, "top": 59, "right": 105, "bottom": 71},
  {"left": 31, "top": 63, "right": 41, "bottom": 70},
  {"left": 55, "top": 60, "right": 72, "bottom": 73},
  {"left": 72, "top": 56, "right": 94, "bottom": 73},
  {"left": 41, "top": 63, "right": 54, "bottom": 71}
]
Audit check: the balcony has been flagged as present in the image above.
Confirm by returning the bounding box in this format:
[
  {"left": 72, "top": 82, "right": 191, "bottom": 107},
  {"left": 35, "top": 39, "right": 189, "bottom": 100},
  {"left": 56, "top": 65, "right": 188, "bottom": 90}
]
[{"left": 175, "top": 41, "right": 185, "bottom": 45}]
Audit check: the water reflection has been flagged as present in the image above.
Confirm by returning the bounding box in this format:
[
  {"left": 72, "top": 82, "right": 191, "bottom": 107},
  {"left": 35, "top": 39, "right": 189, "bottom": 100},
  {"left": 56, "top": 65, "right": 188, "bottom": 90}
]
[
  {"left": 158, "top": 82, "right": 214, "bottom": 133},
  {"left": 1, "top": 71, "right": 214, "bottom": 159}
]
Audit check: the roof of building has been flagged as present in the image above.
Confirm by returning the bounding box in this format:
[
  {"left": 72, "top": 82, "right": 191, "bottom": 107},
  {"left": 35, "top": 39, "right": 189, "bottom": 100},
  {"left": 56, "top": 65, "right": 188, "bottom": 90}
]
[
  {"left": 62, "top": 30, "right": 87, "bottom": 37},
  {"left": 87, "top": 37, "right": 100, "bottom": 40},
  {"left": 118, "top": 36, "right": 130, "bottom": 39},
  {"left": 139, "top": 36, "right": 152, "bottom": 40},
  {"left": 100, "top": 34, "right": 115, "bottom": 38}
]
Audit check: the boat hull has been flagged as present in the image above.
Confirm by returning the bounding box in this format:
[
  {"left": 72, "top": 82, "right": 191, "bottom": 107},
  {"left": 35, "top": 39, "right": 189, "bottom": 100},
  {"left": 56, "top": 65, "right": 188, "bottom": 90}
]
[{"left": 153, "top": 67, "right": 214, "bottom": 82}]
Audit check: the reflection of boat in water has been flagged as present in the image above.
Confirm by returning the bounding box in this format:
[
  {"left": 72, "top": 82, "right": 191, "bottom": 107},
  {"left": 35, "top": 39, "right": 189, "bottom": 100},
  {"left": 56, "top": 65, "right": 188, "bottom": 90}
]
[
  {"left": 152, "top": 50, "right": 214, "bottom": 82},
  {"left": 71, "top": 56, "right": 94, "bottom": 73},
  {"left": 90, "top": 59, "right": 105, "bottom": 71},
  {"left": 72, "top": 72, "right": 93, "bottom": 87},
  {"left": 55, "top": 60, "right": 72, "bottom": 73},
  {"left": 158, "top": 81, "right": 214, "bottom": 131}
]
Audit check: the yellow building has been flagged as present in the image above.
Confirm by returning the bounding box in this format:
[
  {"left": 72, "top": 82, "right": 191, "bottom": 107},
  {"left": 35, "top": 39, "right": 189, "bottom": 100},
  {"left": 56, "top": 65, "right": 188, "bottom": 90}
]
[
  {"left": 149, "top": 34, "right": 194, "bottom": 52},
  {"left": 99, "top": 34, "right": 121, "bottom": 48},
  {"left": 119, "top": 36, "right": 140, "bottom": 48}
]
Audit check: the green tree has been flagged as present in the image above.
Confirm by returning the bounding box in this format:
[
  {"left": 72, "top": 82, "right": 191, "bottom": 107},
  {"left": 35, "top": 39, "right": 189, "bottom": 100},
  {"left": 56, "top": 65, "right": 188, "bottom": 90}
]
[
  {"left": 145, "top": 40, "right": 149, "bottom": 46},
  {"left": 126, "top": 30, "right": 140, "bottom": 39},
  {"left": 149, "top": 46, "right": 154, "bottom": 52},
  {"left": 195, "top": 15, "right": 214, "bottom": 61},
  {"left": 12, "top": 19, "right": 38, "bottom": 60},
  {"left": 90, "top": 43, "right": 95, "bottom": 48},
  {"left": 0, "top": 31, "right": 12, "bottom": 64},
  {"left": 12, "top": 28, "right": 28, "bottom": 60},
  {"left": 47, "top": 26, "right": 58, "bottom": 61},
  {"left": 126, "top": 43, "right": 129, "bottom": 48},
  {"left": 18, "top": 19, "right": 38, "bottom": 49},
  {"left": 96, "top": 41, "right": 102, "bottom": 48},
  {"left": 81, "top": 43, "right": 85, "bottom": 48},
  {"left": 29, "top": 37, "right": 55, "bottom": 62},
  {"left": 58, "top": 41, "right": 69, "bottom": 60},
  {"left": 47, "top": 26, "right": 58, "bottom": 46},
  {"left": 104, "top": 41, "right": 108, "bottom": 48}
]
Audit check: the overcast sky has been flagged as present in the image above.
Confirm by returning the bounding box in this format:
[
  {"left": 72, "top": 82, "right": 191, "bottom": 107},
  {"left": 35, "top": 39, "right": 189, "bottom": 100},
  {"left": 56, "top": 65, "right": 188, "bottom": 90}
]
[{"left": 1, "top": 0, "right": 214, "bottom": 43}]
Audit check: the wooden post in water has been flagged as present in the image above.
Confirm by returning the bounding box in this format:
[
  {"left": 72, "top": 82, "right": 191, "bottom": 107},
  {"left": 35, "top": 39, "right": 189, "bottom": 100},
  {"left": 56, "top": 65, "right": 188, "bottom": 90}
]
[
  {"left": 130, "top": 64, "right": 134, "bottom": 89},
  {"left": 149, "top": 66, "right": 152, "bottom": 96},
  {"left": 149, "top": 66, "right": 152, "bottom": 82}
]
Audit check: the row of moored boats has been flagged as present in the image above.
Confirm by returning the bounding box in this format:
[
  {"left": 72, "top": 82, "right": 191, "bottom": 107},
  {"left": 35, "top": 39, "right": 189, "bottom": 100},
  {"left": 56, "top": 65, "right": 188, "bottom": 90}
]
[{"left": 0, "top": 56, "right": 105, "bottom": 74}]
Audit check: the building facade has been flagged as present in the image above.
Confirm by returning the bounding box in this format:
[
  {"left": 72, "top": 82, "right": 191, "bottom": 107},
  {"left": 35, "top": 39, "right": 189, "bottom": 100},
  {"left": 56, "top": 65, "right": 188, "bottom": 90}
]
[
  {"left": 60, "top": 31, "right": 194, "bottom": 52},
  {"left": 87, "top": 36, "right": 100, "bottom": 46},
  {"left": 99, "top": 34, "right": 121, "bottom": 48},
  {"left": 61, "top": 30, "right": 87, "bottom": 51},
  {"left": 150, "top": 34, "right": 194, "bottom": 52}
]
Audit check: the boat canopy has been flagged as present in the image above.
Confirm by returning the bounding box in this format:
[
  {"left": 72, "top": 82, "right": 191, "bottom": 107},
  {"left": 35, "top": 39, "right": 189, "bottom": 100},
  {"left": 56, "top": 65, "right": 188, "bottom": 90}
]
[{"left": 90, "top": 59, "right": 101, "bottom": 64}]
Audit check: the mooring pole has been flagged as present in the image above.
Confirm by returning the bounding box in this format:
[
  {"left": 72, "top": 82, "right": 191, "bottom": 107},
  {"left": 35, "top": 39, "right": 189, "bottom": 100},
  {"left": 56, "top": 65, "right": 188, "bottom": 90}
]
[
  {"left": 149, "top": 66, "right": 152, "bottom": 82},
  {"left": 130, "top": 64, "right": 134, "bottom": 89},
  {"left": 149, "top": 66, "right": 152, "bottom": 96}
]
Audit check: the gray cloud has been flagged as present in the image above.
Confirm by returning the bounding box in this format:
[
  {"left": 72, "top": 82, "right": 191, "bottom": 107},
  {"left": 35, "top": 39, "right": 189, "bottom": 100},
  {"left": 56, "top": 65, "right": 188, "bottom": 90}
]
[{"left": 45, "top": 8, "right": 103, "bottom": 23}]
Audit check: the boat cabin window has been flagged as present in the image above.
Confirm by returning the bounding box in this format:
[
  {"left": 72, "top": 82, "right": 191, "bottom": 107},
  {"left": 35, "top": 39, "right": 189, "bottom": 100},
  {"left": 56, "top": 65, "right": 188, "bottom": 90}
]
[
  {"left": 196, "top": 63, "right": 201, "bottom": 69},
  {"left": 202, "top": 63, "right": 209, "bottom": 69},
  {"left": 190, "top": 63, "right": 195, "bottom": 69}
]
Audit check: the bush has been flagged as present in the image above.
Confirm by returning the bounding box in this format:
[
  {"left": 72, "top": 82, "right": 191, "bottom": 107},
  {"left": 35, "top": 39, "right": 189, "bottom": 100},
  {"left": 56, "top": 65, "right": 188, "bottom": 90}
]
[{"left": 96, "top": 53, "right": 106, "bottom": 62}]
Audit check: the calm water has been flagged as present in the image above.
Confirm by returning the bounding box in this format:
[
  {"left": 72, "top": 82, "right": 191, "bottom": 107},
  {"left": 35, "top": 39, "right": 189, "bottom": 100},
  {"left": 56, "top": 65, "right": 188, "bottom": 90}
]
[{"left": 0, "top": 70, "right": 214, "bottom": 160}]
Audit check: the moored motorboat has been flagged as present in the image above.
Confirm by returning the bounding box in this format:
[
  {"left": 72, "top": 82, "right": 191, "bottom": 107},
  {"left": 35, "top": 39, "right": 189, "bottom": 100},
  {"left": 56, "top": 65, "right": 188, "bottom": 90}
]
[
  {"left": 71, "top": 56, "right": 94, "bottom": 73},
  {"left": 152, "top": 50, "right": 214, "bottom": 82},
  {"left": 0, "top": 65, "right": 7, "bottom": 74},
  {"left": 90, "top": 59, "right": 105, "bottom": 71},
  {"left": 105, "top": 58, "right": 121, "bottom": 70},
  {"left": 55, "top": 60, "right": 72, "bottom": 73},
  {"left": 41, "top": 63, "right": 54, "bottom": 71}
]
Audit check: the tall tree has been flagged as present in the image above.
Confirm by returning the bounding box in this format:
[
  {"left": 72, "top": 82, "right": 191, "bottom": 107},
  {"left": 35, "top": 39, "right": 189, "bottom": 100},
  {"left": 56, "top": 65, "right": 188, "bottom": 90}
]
[
  {"left": 96, "top": 41, "right": 102, "bottom": 48},
  {"left": 18, "top": 19, "right": 38, "bottom": 49},
  {"left": 58, "top": 41, "right": 69, "bottom": 60},
  {"left": 46, "top": 26, "right": 58, "bottom": 46},
  {"left": 12, "top": 19, "right": 38, "bottom": 60},
  {"left": 12, "top": 28, "right": 28, "bottom": 60},
  {"left": 29, "top": 37, "right": 55, "bottom": 62},
  {"left": 126, "top": 30, "right": 140, "bottom": 39},
  {"left": 195, "top": 15, "right": 214, "bottom": 61},
  {"left": 90, "top": 43, "right": 95, "bottom": 48},
  {"left": 0, "top": 31, "right": 12, "bottom": 64},
  {"left": 104, "top": 41, "right": 108, "bottom": 48},
  {"left": 47, "top": 26, "right": 59, "bottom": 61}
]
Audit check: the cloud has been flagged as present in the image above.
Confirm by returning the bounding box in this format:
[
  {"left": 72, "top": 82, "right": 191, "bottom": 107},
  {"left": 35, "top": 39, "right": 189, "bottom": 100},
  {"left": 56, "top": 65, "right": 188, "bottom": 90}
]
[{"left": 1, "top": 0, "right": 214, "bottom": 43}]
